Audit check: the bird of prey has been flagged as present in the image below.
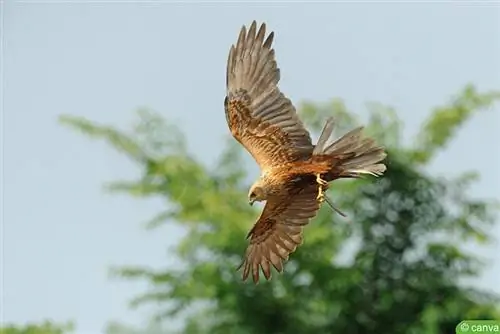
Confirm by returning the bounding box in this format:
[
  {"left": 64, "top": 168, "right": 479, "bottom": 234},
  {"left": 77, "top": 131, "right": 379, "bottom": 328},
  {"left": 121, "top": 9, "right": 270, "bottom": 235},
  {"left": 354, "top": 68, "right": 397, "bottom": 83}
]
[{"left": 224, "top": 21, "right": 387, "bottom": 283}]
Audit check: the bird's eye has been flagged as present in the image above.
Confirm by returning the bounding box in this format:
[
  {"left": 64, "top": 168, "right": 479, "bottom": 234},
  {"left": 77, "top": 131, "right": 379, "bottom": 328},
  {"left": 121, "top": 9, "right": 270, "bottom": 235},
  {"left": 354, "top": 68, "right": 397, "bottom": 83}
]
[{"left": 250, "top": 192, "right": 256, "bottom": 199}]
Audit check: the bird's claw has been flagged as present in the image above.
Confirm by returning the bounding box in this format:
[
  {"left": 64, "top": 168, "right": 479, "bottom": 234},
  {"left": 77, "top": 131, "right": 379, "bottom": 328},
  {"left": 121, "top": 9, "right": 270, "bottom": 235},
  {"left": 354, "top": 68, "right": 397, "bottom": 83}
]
[
  {"left": 316, "top": 173, "right": 328, "bottom": 186},
  {"left": 315, "top": 174, "right": 327, "bottom": 202},
  {"left": 316, "top": 188, "right": 324, "bottom": 201}
]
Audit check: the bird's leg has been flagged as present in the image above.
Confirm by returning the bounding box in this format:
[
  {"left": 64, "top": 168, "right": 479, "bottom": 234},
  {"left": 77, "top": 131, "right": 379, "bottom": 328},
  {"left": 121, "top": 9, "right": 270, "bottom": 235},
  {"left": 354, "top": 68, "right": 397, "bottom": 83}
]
[
  {"left": 315, "top": 173, "right": 328, "bottom": 186},
  {"left": 317, "top": 186, "right": 324, "bottom": 201},
  {"left": 315, "top": 174, "right": 328, "bottom": 202},
  {"left": 314, "top": 174, "right": 347, "bottom": 217},
  {"left": 313, "top": 174, "right": 347, "bottom": 216}
]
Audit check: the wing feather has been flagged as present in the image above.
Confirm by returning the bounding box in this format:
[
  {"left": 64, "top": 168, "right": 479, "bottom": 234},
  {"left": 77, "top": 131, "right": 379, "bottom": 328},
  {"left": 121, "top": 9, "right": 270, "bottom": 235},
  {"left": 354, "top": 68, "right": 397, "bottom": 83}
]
[
  {"left": 225, "top": 21, "right": 313, "bottom": 170},
  {"left": 238, "top": 184, "right": 321, "bottom": 283}
]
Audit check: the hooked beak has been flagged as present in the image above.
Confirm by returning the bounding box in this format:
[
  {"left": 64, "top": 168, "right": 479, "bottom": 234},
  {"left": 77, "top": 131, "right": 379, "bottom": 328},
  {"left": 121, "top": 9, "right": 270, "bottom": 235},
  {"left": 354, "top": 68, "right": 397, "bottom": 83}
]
[{"left": 249, "top": 199, "right": 255, "bottom": 206}]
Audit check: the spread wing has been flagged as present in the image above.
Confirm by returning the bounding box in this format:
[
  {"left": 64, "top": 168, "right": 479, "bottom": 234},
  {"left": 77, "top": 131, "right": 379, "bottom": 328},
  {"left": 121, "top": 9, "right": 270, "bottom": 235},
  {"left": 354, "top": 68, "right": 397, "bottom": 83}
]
[
  {"left": 238, "top": 183, "right": 321, "bottom": 283},
  {"left": 225, "top": 21, "right": 313, "bottom": 171}
]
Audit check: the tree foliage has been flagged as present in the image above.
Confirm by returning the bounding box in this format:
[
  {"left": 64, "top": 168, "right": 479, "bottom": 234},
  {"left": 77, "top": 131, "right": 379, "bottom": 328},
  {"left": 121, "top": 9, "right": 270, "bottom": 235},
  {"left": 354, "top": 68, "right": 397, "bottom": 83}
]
[
  {"left": 60, "top": 84, "right": 500, "bottom": 333},
  {"left": 105, "top": 321, "right": 166, "bottom": 334},
  {"left": 0, "top": 321, "right": 74, "bottom": 334}
]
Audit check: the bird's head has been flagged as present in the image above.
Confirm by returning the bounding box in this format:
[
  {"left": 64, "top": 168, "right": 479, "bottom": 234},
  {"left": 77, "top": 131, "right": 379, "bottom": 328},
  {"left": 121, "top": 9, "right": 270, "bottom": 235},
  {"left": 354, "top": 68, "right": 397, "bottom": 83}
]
[{"left": 248, "top": 182, "right": 267, "bottom": 206}]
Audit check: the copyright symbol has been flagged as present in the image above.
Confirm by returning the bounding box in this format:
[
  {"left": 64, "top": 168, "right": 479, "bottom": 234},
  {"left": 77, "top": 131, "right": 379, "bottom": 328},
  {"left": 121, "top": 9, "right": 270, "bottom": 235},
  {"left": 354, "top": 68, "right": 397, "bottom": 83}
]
[{"left": 460, "top": 322, "right": 470, "bottom": 332}]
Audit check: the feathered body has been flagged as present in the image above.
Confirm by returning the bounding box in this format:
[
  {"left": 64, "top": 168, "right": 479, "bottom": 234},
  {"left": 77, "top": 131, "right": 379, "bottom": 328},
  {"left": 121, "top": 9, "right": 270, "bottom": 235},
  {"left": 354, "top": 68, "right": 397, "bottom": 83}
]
[{"left": 224, "top": 21, "right": 387, "bottom": 283}]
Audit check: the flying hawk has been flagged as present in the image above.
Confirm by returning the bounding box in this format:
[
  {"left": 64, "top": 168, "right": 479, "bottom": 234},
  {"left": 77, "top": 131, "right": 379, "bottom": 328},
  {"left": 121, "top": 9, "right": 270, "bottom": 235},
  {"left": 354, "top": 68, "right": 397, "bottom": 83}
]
[{"left": 224, "top": 21, "right": 387, "bottom": 283}]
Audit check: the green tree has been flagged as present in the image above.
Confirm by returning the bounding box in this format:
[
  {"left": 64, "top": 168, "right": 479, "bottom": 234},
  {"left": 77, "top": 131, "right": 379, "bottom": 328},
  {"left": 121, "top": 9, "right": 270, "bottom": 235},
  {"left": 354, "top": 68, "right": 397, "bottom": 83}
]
[
  {"left": 0, "top": 321, "right": 74, "bottom": 334},
  {"left": 105, "top": 321, "right": 166, "bottom": 334},
  {"left": 60, "top": 84, "right": 500, "bottom": 334}
]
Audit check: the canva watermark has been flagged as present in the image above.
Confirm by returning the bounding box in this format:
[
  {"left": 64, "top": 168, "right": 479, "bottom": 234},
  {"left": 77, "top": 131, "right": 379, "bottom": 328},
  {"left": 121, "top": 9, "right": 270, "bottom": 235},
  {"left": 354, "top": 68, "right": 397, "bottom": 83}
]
[{"left": 456, "top": 320, "right": 500, "bottom": 333}]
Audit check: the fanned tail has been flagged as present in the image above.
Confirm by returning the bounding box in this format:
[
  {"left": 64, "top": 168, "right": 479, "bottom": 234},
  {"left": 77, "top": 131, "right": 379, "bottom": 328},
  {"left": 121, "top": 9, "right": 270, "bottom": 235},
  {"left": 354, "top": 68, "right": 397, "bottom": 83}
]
[
  {"left": 314, "top": 120, "right": 387, "bottom": 179},
  {"left": 311, "top": 119, "right": 387, "bottom": 217}
]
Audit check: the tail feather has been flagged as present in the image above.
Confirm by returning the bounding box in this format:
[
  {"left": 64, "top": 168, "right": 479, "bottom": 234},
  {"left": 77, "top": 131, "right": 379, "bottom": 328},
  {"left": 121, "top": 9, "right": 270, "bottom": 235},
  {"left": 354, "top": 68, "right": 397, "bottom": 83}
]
[
  {"left": 351, "top": 138, "right": 377, "bottom": 156},
  {"left": 346, "top": 163, "right": 386, "bottom": 177},
  {"left": 313, "top": 120, "right": 387, "bottom": 179},
  {"left": 324, "top": 127, "right": 364, "bottom": 156},
  {"left": 313, "top": 117, "right": 335, "bottom": 155}
]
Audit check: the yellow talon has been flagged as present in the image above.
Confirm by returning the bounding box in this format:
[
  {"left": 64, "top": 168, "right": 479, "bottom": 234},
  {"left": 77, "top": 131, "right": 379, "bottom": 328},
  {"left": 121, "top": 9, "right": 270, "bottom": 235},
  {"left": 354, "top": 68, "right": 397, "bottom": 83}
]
[
  {"left": 316, "top": 173, "right": 328, "bottom": 186},
  {"left": 316, "top": 187, "right": 324, "bottom": 201},
  {"left": 315, "top": 174, "right": 327, "bottom": 202}
]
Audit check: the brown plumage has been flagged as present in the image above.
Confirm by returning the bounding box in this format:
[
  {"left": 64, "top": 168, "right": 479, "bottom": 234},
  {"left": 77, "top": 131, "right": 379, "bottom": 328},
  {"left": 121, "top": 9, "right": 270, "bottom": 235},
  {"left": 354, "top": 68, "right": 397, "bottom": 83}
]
[{"left": 224, "top": 21, "right": 387, "bottom": 284}]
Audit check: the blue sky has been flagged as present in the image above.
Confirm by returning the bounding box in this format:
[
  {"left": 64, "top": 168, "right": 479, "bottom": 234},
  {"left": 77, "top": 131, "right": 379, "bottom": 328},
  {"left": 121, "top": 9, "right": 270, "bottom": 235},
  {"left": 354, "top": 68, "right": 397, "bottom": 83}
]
[{"left": 3, "top": 2, "right": 499, "bottom": 333}]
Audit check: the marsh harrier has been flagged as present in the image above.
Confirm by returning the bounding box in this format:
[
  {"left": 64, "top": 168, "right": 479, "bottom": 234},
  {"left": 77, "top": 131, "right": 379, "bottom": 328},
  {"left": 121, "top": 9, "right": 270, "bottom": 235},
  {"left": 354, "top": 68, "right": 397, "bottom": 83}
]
[{"left": 224, "top": 21, "right": 387, "bottom": 283}]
